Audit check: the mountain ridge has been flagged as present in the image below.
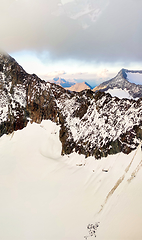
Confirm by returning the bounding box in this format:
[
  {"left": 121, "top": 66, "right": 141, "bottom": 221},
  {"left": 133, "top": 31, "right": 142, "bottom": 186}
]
[
  {"left": 0, "top": 53, "right": 142, "bottom": 159},
  {"left": 93, "top": 68, "right": 142, "bottom": 98}
]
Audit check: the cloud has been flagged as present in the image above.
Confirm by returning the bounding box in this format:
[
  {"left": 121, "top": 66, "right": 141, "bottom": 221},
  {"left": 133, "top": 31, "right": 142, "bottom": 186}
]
[
  {"left": 1, "top": 0, "right": 142, "bottom": 65},
  {"left": 42, "top": 70, "right": 66, "bottom": 78},
  {"left": 96, "top": 69, "right": 109, "bottom": 79}
]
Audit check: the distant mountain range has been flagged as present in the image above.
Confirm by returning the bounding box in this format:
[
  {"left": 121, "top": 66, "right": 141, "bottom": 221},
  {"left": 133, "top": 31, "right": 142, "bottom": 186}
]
[
  {"left": 50, "top": 69, "right": 142, "bottom": 98},
  {"left": 93, "top": 69, "right": 142, "bottom": 99},
  {"left": 65, "top": 81, "right": 92, "bottom": 92},
  {"left": 51, "top": 78, "right": 92, "bottom": 92},
  {"left": 51, "top": 77, "right": 76, "bottom": 88}
]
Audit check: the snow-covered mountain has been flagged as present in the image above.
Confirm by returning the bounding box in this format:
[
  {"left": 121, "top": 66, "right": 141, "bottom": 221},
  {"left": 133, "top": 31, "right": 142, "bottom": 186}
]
[
  {"left": 0, "top": 53, "right": 141, "bottom": 159},
  {"left": 51, "top": 77, "right": 76, "bottom": 88},
  {"left": 93, "top": 69, "right": 142, "bottom": 99},
  {"left": 0, "top": 53, "right": 142, "bottom": 240},
  {"left": 65, "top": 81, "right": 91, "bottom": 92},
  {"left": 0, "top": 119, "right": 142, "bottom": 240}
]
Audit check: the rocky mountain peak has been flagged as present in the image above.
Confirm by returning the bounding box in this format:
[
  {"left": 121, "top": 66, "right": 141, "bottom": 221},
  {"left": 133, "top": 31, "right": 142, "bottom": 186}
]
[
  {"left": 118, "top": 68, "right": 127, "bottom": 78},
  {"left": 93, "top": 68, "right": 142, "bottom": 99}
]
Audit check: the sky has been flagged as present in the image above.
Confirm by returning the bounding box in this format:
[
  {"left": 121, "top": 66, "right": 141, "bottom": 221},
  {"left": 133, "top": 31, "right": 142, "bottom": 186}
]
[{"left": 0, "top": 0, "right": 142, "bottom": 87}]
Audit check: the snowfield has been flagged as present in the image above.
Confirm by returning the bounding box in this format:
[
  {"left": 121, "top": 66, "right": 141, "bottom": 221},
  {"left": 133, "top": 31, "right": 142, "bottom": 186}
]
[
  {"left": 0, "top": 120, "right": 142, "bottom": 240},
  {"left": 106, "top": 88, "right": 134, "bottom": 99}
]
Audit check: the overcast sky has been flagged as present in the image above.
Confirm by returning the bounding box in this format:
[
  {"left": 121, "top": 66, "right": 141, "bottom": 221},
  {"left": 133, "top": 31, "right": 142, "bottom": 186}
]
[{"left": 1, "top": 0, "right": 142, "bottom": 86}]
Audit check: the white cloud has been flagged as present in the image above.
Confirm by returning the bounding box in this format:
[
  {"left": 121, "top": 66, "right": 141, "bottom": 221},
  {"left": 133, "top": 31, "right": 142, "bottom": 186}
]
[
  {"left": 4, "top": 0, "right": 142, "bottom": 88},
  {"left": 42, "top": 70, "right": 66, "bottom": 78},
  {"left": 61, "top": 0, "right": 74, "bottom": 4},
  {"left": 96, "top": 69, "right": 109, "bottom": 79},
  {"left": 1, "top": 0, "right": 142, "bottom": 65}
]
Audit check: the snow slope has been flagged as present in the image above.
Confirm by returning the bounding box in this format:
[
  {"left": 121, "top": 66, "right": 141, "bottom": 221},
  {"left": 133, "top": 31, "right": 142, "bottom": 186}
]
[
  {"left": 106, "top": 88, "right": 133, "bottom": 99},
  {"left": 97, "top": 144, "right": 142, "bottom": 240},
  {"left": 0, "top": 120, "right": 142, "bottom": 240}
]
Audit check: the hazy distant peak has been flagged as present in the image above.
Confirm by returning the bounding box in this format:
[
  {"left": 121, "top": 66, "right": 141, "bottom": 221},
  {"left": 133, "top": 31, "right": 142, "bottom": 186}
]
[
  {"left": 51, "top": 77, "right": 76, "bottom": 88},
  {"left": 66, "top": 81, "right": 91, "bottom": 92}
]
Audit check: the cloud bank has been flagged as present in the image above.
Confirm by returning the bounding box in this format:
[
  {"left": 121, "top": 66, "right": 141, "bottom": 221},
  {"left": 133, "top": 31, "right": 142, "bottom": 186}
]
[{"left": 1, "top": 0, "right": 142, "bottom": 64}]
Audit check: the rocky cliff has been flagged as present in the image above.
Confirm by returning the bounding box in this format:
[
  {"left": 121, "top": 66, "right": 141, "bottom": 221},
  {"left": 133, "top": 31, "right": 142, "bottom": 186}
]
[{"left": 0, "top": 53, "right": 142, "bottom": 159}]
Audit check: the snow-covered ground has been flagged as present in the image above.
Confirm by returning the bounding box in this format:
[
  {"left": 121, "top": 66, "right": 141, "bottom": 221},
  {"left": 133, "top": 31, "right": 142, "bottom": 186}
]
[
  {"left": 106, "top": 88, "right": 133, "bottom": 99},
  {"left": 0, "top": 120, "right": 142, "bottom": 240}
]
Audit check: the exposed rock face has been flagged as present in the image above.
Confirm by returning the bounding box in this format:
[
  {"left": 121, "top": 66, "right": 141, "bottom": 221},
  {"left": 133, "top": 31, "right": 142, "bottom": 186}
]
[
  {"left": 0, "top": 53, "right": 142, "bottom": 159},
  {"left": 93, "top": 69, "right": 142, "bottom": 99},
  {"left": 57, "top": 90, "right": 142, "bottom": 158}
]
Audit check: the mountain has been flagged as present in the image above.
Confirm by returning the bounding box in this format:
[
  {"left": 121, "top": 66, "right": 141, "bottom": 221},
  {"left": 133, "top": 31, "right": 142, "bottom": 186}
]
[
  {"left": 0, "top": 53, "right": 142, "bottom": 159},
  {"left": 0, "top": 53, "right": 142, "bottom": 239},
  {"left": 65, "top": 81, "right": 92, "bottom": 92},
  {"left": 51, "top": 77, "right": 76, "bottom": 88},
  {"left": 0, "top": 117, "right": 142, "bottom": 240},
  {"left": 93, "top": 68, "right": 142, "bottom": 99}
]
